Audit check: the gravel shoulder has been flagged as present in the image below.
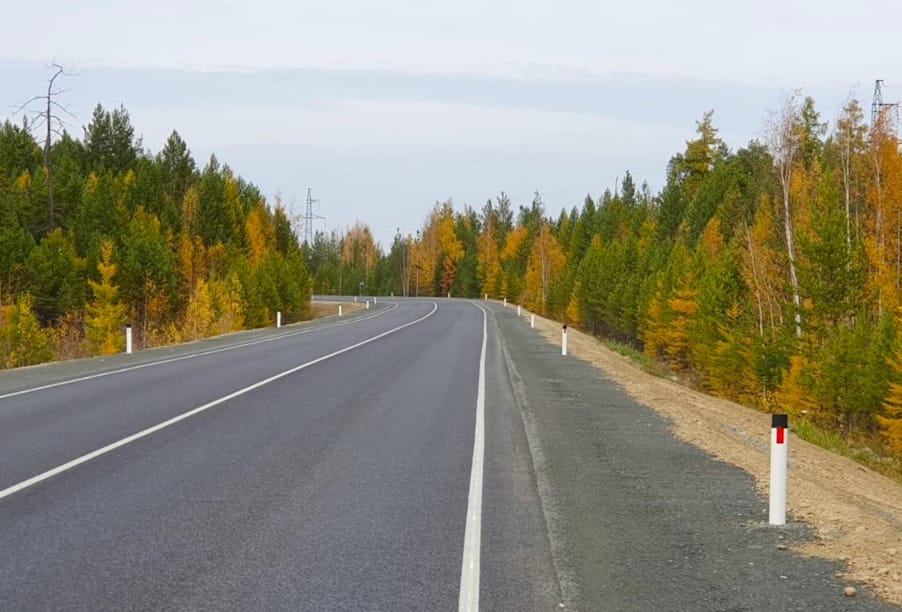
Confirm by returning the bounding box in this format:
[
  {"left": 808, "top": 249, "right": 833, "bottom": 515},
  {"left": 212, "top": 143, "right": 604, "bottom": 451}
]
[{"left": 523, "top": 308, "right": 902, "bottom": 606}]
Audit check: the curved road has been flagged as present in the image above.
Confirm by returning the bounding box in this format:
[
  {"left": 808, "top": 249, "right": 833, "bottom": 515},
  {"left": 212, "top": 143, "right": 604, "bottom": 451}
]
[
  {"left": 0, "top": 299, "right": 557, "bottom": 611},
  {"left": 0, "top": 299, "right": 894, "bottom": 610}
]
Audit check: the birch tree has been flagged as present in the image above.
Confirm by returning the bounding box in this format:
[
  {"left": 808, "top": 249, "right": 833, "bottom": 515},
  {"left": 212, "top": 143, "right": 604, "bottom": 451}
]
[{"left": 766, "top": 92, "right": 803, "bottom": 338}]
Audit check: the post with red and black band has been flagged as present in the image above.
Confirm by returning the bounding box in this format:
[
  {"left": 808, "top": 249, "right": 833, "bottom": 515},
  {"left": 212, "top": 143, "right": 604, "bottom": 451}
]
[{"left": 769, "top": 413, "right": 788, "bottom": 526}]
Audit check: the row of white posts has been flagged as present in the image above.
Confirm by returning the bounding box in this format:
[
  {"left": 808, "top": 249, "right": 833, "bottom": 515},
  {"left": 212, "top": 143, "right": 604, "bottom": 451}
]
[
  {"left": 491, "top": 294, "right": 790, "bottom": 527},
  {"left": 497, "top": 298, "right": 566, "bottom": 355},
  {"left": 120, "top": 295, "right": 359, "bottom": 354}
]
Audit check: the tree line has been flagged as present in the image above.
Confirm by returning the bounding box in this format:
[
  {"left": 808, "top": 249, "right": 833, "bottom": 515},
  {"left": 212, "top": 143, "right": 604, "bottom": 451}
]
[
  {"left": 311, "top": 95, "right": 902, "bottom": 458},
  {"left": 4, "top": 87, "right": 901, "bottom": 459},
  {"left": 0, "top": 103, "right": 311, "bottom": 366}
]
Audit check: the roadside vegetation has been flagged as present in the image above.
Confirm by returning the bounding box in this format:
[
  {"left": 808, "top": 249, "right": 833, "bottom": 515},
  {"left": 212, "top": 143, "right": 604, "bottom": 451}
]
[
  {"left": 306, "top": 93, "right": 902, "bottom": 467},
  {"left": 0, "top": 104, "right": 311, "bottom": 366}
]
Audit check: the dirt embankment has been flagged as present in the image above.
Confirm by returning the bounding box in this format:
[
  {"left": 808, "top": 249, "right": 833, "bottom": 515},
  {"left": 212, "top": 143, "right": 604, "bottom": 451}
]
[
  {"left": 310, "top": 300, "right": 365, "bottom": 319},
  {"left": 526, "top": 311, "right": 902, "bottom": 605}
]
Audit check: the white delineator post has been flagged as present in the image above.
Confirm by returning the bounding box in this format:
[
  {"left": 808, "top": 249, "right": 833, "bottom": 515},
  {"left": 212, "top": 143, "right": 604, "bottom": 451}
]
[
  {"left": 503, "top": 298, "right": 507, "bottom": 308},
  {"left": 562, "top": 324, "right": 568, "bottom": 356},
  {"left": 366, "top": 300, "right": 370, "bottom": 310},
  {"left": 485, "top": 293, "right": 488, "bottom": 300},
  {"left": 517, "top": 304, "right": 521, "bottom": 316},
  {"left": 374, "top": 296, "right": 378, "bottom": 304},
  {"left": 530, "top": 313, "right": 535, "bottom": 328},
  {"left": 276, "top": 311, "right": 282, "bottom": 328},
  {"left": 125, "top": 325, "right": 133, "bottom": 355},
  {"left": 338, "top": 304, "right": 343, "bottom": 318},
  {"left": 769, "top": 414, "right": 789, "bottom": 526}
]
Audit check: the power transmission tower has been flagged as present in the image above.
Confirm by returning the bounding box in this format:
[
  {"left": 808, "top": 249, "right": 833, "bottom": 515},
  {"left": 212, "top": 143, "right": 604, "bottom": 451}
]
[
  {"left": 872, "top": 79, "right": 899, "bottom": 131},
  {"left": 302, "top": 187, "right": 326, "bottom": 245}
]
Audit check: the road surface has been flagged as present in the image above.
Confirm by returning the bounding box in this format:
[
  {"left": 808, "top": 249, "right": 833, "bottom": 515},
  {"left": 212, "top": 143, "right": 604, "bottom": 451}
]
[{"left": 0, "top": 299, "right": 893, "bottom": 610}]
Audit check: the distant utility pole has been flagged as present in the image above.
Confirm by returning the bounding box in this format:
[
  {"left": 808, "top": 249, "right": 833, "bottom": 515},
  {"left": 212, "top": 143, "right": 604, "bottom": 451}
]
[
  {"left": 14, "top": 62, "right": 77, "bottom": 230},
  {"left": 302, "top": 187, "right": 326, "bottom": 246}
]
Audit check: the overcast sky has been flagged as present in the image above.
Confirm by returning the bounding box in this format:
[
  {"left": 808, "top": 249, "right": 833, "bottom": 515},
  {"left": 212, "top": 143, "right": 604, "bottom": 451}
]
[{"left": 2, "top": 0, "right": 899, "bottom": 246}]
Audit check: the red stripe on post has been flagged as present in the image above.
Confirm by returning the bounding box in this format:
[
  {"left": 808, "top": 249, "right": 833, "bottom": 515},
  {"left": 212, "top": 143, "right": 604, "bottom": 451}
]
[{"left": 776, "top": 427, "right": 785, "bottom": 444}]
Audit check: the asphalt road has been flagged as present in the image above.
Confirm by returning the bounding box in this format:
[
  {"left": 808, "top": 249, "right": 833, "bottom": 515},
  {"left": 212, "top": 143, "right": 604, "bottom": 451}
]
[
  {"left": 0, "top": 299, "right": 558, "bottom": 611},
  {"left": 0, "top": 299, "right": 895, "bottom": 611}
]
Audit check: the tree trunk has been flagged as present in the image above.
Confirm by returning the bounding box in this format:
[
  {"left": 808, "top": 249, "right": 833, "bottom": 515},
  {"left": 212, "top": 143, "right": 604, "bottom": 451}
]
[
  {"left": 841, "top": 135, "right": 852, "bottom": 258},
  {"left": 874, "top": 150, "right": 885, "bottom": 316},
  {"left": 44, "top": 93, "right": 55, "bottom": 229},
  {"left": 539, "top": 226, "right": 548, "bottom": 309},
  {"left": 782, "top": 183, "right": 802, "bottom": 338},
  {"left": 743, "top": 222, "right": 765, "bottom": 337}
]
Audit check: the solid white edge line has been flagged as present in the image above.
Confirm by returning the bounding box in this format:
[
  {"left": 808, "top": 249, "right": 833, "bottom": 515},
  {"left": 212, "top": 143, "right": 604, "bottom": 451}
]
[
  {"left": 459, "top": 302, "right": 488, "bottom": 612},
  {"left": 0, "top": 302, "right": 400, "bottom": 401},
  {"left": 0, "top": 302, "right": 437, "bottom": 502}
]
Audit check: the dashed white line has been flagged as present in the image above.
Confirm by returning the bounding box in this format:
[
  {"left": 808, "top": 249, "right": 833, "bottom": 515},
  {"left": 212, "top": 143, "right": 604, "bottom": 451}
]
[
  {"left": 0, "top": 302, "right": 437, "bottom": 502},
  {"left": 0, "top": 302, "right": 399, "bottom": 401}
]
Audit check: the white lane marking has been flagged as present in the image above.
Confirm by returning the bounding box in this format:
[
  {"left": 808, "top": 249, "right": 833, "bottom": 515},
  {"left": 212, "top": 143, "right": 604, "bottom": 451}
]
[
  {"left": 0, "top": 303, "right": 400, "bottom": 401},
  {"left": 0, "top": 302, "right": 438, "bottom": 502},
  {"left": 459, "top": 302, "right": 488, "bottom": 612}
]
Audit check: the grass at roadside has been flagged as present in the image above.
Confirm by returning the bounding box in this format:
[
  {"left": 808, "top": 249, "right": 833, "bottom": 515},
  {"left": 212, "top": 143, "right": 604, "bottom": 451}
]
[
  {"left": 791, "top": 416, "right": 902, "bottom": 482},
  {"left": 601, "top": 339, "right": 663, "bottom": 376}
]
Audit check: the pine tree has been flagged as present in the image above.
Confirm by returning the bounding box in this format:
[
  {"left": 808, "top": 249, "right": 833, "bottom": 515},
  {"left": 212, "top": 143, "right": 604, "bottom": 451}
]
[
  {"left": 775, "top": 354, "right": 818, "bottom": 416},
  {"left": 183, "top": 277, "right": 215, "bottom": 340},
  {"left": 705, "top": 302, "right": 757, "bottom": 402},
  {"left": 210, "top": 273, "right": 245, "bottom": 334},
  {"left": 879, "top": 353, "right": 902, "bottom": 453},
  {"left": 436, "top": 204, "right": 464, "bottom": 296},
  {"left": 476, "top": 206, "right": 502, "bottom": 298},
  {"left": 523, "top": 222, "right": 566, "bottom": 315},
  {"left": 25, "top": 228, "right": 85, "bottom": 322},
  {"left": 85, "top": 240, "right": 126, "bottom": 355},
  {"left": 0, "top": 294, "right": 52, "bottom": 367},
  {"left": 119, "top": 207, "right": 176, "bottom": 346}
]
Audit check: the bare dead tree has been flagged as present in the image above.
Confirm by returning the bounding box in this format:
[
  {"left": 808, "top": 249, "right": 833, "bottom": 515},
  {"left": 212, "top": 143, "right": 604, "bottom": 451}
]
[{"left": 13, "top": 62, "right": 77, "bottom": 230}]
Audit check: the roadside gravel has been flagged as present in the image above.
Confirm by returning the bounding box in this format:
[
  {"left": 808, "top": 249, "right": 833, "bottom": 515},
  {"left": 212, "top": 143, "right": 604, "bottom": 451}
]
[{"left": 522, "top": 308, "right": 902, "bottom": 607}]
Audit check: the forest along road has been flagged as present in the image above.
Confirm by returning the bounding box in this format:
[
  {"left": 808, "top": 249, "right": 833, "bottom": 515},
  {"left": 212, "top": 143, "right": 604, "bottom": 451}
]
[{"left": 0, "top": 299, "right": 895, "bottom": 611}]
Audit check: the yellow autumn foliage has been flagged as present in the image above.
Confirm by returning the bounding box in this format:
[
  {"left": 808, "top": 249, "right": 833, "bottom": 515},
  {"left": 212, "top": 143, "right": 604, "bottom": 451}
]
[{"left": 85, "top": 241, "right": 126, "bottom": 355}]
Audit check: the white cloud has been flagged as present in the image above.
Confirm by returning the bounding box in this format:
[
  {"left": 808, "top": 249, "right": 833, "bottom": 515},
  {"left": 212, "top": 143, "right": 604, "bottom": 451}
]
[
  {"left": 4, "top": 0, "right": 899, "bottom": 87},
  {"left": 3, "top": 0, "right": 897, "bottom": 244},
  {"left": 130, "top": 98, "right": 687, "bottom": 161}
]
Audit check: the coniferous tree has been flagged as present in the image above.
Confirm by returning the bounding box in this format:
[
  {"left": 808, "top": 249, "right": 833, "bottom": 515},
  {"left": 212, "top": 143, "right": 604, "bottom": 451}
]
[{"left": 85, "top": 240, "right": 126, "bottom": 354}]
